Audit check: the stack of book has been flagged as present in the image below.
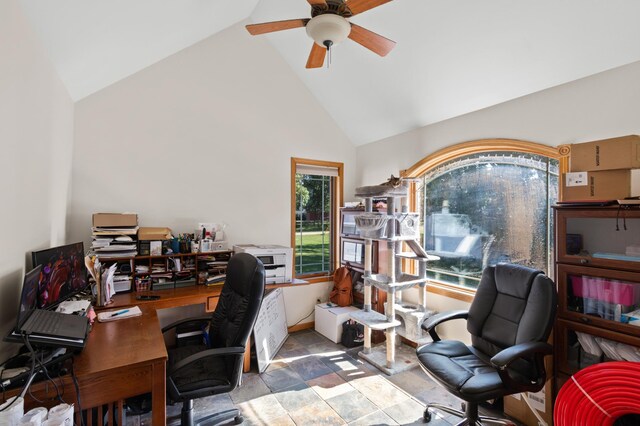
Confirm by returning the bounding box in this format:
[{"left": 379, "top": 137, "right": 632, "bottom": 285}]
[{"left": 91, "top": 213, "right": 139, "bottom": 259}]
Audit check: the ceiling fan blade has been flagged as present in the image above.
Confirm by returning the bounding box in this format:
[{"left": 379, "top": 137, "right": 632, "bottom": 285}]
[
  {"left": 346, "top": 0, "right": 392, "bottom": 16},
  {"left": 307, "top": 0, "right": 328, "bottom": 6},
  {"left": 306, "top": 43, "right": 327, "bottom": 68},
  {"left": 246, "top": 19, "right": 309, "bottom": 35},
  {"left": 348, "top": 23, "right": 396, "bottom": 56}
]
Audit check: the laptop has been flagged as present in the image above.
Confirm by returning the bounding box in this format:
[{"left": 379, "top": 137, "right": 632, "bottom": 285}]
[{"left": 5, "top": 265, "right": 89, "bottom": 349}]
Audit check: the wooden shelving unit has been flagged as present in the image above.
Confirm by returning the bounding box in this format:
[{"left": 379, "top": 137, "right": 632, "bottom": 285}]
[
  {"left": 553, "top": 205, "right": 640, "bottom": 394},
  {"left": 97, "top": 250, "right": 233, "bottom": 293}
]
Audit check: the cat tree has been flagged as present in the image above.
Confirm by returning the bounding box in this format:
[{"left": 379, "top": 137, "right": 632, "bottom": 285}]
[{"left": 349, "top": 177, "right": 438, "bottom": 375}]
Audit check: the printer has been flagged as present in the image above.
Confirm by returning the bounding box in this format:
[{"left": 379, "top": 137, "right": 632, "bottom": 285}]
[{"left": 233, "top": 244, "right": 293, "bottom": 284}]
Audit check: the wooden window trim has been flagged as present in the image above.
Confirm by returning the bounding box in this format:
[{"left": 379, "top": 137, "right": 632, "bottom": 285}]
[
  {"left": 291, "top": 157, "right": 344, "bottom": 279},
  {"left": 401, "top": 138, "right": 569, "bottom": 303}
]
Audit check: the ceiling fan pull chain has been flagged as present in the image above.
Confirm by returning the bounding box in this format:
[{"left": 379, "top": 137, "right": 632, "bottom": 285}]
[{"left": 323, "top": 39, "right": 333, "bottom": 68}]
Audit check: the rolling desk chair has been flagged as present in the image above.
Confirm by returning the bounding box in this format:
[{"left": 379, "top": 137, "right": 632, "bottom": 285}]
[
  {"left": 417, "top": 263, "right": 557, "bottom": 425},
  {"left": 162, "top": 253, "right": 265, "bottom": 426}
]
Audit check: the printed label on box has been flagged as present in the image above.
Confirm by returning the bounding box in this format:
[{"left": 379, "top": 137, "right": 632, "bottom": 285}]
[
  {"left": 565, "top": 172, "right": 588, "bottom": 187},
  {"left": 527, "top": 388, "right": 546, "bottom": 412}
]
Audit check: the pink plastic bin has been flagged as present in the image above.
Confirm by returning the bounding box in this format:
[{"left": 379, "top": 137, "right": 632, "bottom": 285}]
[{"left": 571, "top": 275, "right": 639, "bottom": 306}]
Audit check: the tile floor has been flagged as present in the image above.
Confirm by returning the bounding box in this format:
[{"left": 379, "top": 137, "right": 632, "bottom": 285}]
[{"left": 127, "top": 329, "right": 521, "bottom": 425}]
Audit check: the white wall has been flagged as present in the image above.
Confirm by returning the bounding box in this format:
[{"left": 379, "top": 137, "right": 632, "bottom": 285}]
[
  {"left": 357, "top": 60, "right": 640, "bottom": 339},
  {"left": 0, "top": 0, "right": 74, "bottom": 362},
  {"left": 70, "top": 22, "right": 356, "bottom": 327},
  {"left": 357, "top": 60, "right": 640, "bottom": 186}
]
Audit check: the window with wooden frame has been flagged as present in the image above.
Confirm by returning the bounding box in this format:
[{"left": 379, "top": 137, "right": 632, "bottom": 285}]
[
  {"left": 291, "top": 158, "right": 344, "bottom": 281},
  {"left": 403, "top": 139, "right": 569, "bottom": 301}
]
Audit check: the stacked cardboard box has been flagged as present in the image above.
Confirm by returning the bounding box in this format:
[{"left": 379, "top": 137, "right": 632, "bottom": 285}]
[
  {"left": 562, "top": 135, "right": 640, "bottom": 202},
  {"left": 91, "top": 213, "right": 139, "bottom": 259},
  {"left": 91, "top": 213, "right": 139, "bottom": 294}
]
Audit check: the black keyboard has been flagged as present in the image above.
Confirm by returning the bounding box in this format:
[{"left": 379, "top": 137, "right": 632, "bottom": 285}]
[{"left": 23, "top": 310, "right": 61, "bottom": 335}]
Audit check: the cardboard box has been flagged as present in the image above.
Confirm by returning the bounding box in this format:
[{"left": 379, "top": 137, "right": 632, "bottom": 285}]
[
  {"left": 570, "top": 135, "right": 640, "bottom": 172},
  {"left": 561, "top": 169, "right": 640, "bottom": 201},
  {"left": 92, "top": 213, "right": 138, "bottom": 228},
  {"left": 138, "top": 227, "right": 172, "bottom": 241},
  {"left": 315, "top": 304, "right": 360, "bottom": 343},
  {"left": 504, "top": 353, "right": 553, "bottom": 426}
]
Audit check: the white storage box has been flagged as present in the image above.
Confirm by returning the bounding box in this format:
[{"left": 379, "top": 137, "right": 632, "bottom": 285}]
[{"left": 315, "top": 304, "right": 360, "bottom": 344}]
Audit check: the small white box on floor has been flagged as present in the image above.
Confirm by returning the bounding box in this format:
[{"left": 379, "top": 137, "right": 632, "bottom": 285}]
[{"left": 315, "top": 303, "right": 360, "bottom": 344}]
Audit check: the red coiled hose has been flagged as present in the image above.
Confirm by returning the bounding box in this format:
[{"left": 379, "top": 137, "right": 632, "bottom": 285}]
[{"left": 554, "top": 361, "right": 640, "bottom": 426}]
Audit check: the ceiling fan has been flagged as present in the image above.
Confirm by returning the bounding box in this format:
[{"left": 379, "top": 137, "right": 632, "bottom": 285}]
[{"left": 246, "top": 0, "right": 396, "bottom": 68}]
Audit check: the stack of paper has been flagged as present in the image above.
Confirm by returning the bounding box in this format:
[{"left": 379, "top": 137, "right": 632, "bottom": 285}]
[
  {"left": 85, "top": 256, "right": 117, "bottom": 307},
  {"left": 91, "top": 228, "right": 139, "bottom": 258},
  {"left": 97, "top": 306, "right": 142, "bottom": 322}
]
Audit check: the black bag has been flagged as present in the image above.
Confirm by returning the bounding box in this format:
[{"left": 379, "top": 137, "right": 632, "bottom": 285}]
[{"left": 341, "top": 319, "right": 364, "bottom": 348}]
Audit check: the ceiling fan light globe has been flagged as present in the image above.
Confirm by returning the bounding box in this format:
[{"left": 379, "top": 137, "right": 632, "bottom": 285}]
[{"left": 306, "top": 14, "right": 351, "bottom": 47}]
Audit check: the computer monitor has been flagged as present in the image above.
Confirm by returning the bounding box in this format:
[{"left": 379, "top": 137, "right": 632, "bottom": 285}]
[
  {"left": 16, "top": 265, "right": 41, "bottom": 331},
  {"left": 31, "top": 242, "right": 88, "bottom": 309}
]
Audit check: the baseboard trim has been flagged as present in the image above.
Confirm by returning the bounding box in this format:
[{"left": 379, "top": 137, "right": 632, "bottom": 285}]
[{"left": 288, "top": 321, "right": 315, "bottom": 333}]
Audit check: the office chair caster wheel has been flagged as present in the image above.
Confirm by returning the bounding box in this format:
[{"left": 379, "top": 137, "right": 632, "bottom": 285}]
[
  {"left": 234, "top": 415, "right": 244, "bottom": 424},
  {"left": 423, "top": 408, "right": 432, "bottom": 423}
]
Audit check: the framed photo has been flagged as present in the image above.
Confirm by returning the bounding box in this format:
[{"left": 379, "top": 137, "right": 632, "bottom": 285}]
[{"left": 150, "top": 241, "right": 162, "bottom": 256}]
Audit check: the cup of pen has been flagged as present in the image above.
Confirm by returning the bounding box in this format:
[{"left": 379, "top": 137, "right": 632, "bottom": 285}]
[
  {"left": 136, "top": 277, "right": 151, "bottom": 293},
  {"left": 171, "top": 238, "right": 180, "bottom": 254}
]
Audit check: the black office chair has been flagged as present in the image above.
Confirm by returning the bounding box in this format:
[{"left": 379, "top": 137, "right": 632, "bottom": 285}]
[
  {"left": 162, "top": 253, "right": 265, "bottom": 426},
  {"left": 417, "top": 263, "right": 557, "bottom": 425}
]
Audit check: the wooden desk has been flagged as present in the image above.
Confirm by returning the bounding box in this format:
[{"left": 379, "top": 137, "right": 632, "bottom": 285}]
[
  {"left": 76, "top": 305, "right": 167, "bottom": 424},
  {"left": 3, "top": 282, "right": 305, "bottom": 424},
  {"left": 108, "top": 285, "right": 224, "bottom": 312},
  {"left": 2, "top": 305, "right": 167, "bottom": 425},
  {"left": 107, "top": 285, "right": 254, "bottom": 372},
  {"left": 2, "top": 286, "right": 225, "bottom": 425}
]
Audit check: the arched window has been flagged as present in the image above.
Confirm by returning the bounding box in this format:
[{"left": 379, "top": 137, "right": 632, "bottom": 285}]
[{"left": 404, "top": 139, "right": 568, "bottom": 294}]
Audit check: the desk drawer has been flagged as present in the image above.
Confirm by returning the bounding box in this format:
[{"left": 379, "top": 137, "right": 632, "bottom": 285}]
[{"left": 207, "top": 296, "right": 219, "bottom": 312}]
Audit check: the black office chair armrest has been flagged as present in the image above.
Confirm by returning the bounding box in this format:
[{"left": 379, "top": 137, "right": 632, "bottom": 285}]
[
  {"left": 169, "top": 346, "right": 246, "bottom": 375},
  {"left": 491, "top": 341, "right": 553, "bottom": 392},
  {"left": 421, "top": 310, "right": 469, "bottom": 342},
  {"left": 161, "top": 316, "right": 212, "bottom": 334},
  {"left": 490, "top": 341, "right": 552, "bottom": 370}
]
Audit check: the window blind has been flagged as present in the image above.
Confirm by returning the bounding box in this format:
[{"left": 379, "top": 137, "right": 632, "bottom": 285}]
[{"left": 296, "top": 164, "right": 339, "bottom": 177}]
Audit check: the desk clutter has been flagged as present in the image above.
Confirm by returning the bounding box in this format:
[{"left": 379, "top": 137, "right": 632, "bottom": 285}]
[
  {"left": 0, "top": 342, "right": 75, "bottom": 425},
  {"left": 0, "top": 400, "right": 74, "bottom": 425},
  {"left": 90, "top": 214, "right": 228, "bottom": 259},
  {"left": 88, "top": 213, "right": 232, "bottom": 296},
  {"left": 85, "top": 255, "right": 116, "bottom": 307},
  {"left": 91, "top": 212, "right": 139, "bottom": 258}
]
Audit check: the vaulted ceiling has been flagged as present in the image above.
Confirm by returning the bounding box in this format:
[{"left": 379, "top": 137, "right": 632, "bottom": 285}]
[{"left": 19, "top": 0, "right": 640, "bottom": 146}]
